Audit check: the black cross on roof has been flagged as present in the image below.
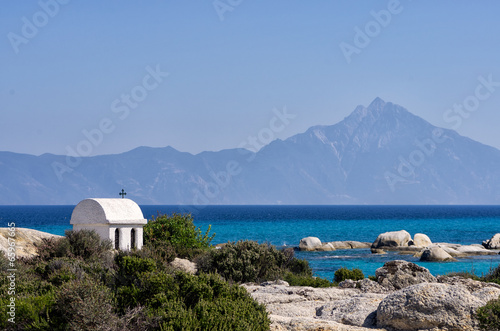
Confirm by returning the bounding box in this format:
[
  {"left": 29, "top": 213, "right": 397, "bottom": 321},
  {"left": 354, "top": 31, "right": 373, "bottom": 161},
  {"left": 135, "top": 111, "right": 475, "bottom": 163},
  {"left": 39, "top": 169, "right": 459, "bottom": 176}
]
[{"left": 119, "top": 189, "right": 127, "bottom": 199}]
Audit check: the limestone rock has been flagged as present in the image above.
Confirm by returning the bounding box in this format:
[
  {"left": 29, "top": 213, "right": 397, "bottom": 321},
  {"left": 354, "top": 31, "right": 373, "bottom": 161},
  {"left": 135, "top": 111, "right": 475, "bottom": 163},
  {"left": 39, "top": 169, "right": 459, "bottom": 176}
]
[
  {"left": 316, "top": 293, "right": 384, "bottom": 328},
  {"left": 339, "top": 278, "right": 387, "bottom": 294},
  {"left": 370, "top": 248, "right": 386, "bottom": 254},
  {"left": 420, "top": 245, "right": 457, "bottom": 262},
  {"left": 437, "top": 275, "right": 500, "bottom": 292},
  {"left": 261, "top": 280, "right": 290, "bottom": 286},
  {"left": 456, "top": 244, "right": 496, "bottom": 255},
  {"left": 483, "top": 233, "right": 500, "bottom": 249},
  {"left": 412, "top": 233, "right": 432, "bottom": 247},
  {"left": 377, "top": 282, "right": 498, "bottom": 331},
  {"left": 0, "top": 227, "right": 63, "bottom": 258},
  {"left": 375, "top": 260, "right": 436, "bottom": 291},
  {"left": 244, "top": 284, "right": 387, "bottom": 331},
  {"left": 371, "top": 230, "right": 411, "bottom": 248},
  {"left": 299, "top": 237, "right": 322, "bottom": 251},
  {"left": 318, "top": 243, "right": 336, "bottom": 251},
  {"left": 170, "top": 257, "right": 197, "bottom": 274},
  {"left": 329, "top": 241, "right": 371, "bottom": 249}
]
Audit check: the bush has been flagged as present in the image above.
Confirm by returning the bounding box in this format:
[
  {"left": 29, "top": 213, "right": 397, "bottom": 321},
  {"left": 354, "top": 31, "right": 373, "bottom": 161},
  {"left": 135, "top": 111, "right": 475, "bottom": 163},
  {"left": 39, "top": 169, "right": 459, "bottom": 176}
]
[
  {"left": 482, "top": 265, "right": 500, "bottom": 285},
  {"left": 35, "top": 237, "right": 72, "bottom": 261},
  {"left": 198, "top": 240, "right": 314, "bottom": 284},
  {"left": 66, "top": 229, "right": 112, "bottom": 260},
  {"left": 112, "top": 253, "right": 271, "bottom": 331},
  {"left": 53, "top": 276, "right": 118, "bottom": 330},
  {"left": 477, "top": 297, "right": 500, "bottom": 330},
  {"left": 334, "top": 267, "right": 365, "bottom": 283},
  {"left": 283, "top": 272, "right": 334, "bottom": 287},
  {"left": 148, "top": 272, "right": 270, "bottom": 331},
  {"left": 144, "top": 213, "right": 215, "bottom": 258},
  {"left": 36, "top": 230, "right": 112, "bottom": 262}
]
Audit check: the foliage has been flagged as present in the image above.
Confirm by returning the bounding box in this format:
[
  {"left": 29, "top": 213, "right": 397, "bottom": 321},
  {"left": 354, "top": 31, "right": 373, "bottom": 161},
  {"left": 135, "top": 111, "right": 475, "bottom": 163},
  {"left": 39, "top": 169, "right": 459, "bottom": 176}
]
[
  {"left": 198, "top": 240, "right": 314, "bottom": 284},
  {"left": 283, "top": 272, "right": 334, "bottom": 287},
  {"left": 482, "top": 265, "right": 500, "bottom": 285},
  {"left": 112, "top": 252, "right": 270, "bottom": 330},
  {"left": 477, "top": 297, "right": 500, "bottom": 331},
  {"left": 36, "top": 229, "right": 112, "bottom": 261},
  {"left": 143, "top": 213, "right": 214, "bottom": 258},
  {"left": 53, "top": 276, "right": 118, "bottom": 331},
  {"left": 0, "top": 215, "right": 274, "bottom": 330},
  {"left": 334, "top": 267, "right": 365, "bottom": 283}
]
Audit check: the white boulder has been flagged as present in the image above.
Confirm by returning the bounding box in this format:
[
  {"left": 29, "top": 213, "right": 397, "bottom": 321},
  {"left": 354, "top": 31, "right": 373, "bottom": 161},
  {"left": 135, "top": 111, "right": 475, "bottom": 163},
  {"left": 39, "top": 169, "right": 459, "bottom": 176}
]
[
  {"left": 372, "top": 230, "right": 411, "bottom": 248},
  {"left": 298, "top": 237, "right": 322, "bottom": 251},
  {"left": 483, "top": 233, "right": 500, "bottom": 249},
  {"left": 420, "top": 245, "right": 457, "bottom": 262},
  {"left": 412, "top": 233, "right": 432, "bottom": 247}
]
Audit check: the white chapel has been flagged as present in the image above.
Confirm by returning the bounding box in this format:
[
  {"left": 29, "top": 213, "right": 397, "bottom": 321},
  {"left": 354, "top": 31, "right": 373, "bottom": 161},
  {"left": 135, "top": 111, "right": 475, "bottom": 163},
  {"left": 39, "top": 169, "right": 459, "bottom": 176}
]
[{"left": 70, "top": 198, "right": 147, "bottom": 250}]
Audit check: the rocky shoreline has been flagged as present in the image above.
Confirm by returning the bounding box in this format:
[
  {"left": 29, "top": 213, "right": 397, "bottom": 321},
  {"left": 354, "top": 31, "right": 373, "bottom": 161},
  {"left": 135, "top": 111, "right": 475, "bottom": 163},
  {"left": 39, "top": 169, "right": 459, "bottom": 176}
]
[
  {"left": 298, "top": 230, "right": 500, "bottom": 262},
  {"left": 244, "top": 260, "right": 500, "bottom": 331}
]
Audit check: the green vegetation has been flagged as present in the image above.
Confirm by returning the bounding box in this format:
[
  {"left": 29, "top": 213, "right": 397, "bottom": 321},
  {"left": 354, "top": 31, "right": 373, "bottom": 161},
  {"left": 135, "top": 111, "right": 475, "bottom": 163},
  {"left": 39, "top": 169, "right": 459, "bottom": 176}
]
[
  {"left": 197, "top": 241, "right": 334, "bottom": 286},
  {"left": 1, "top": 213, "right": 336, "bottom": 330},
  {"left": 477, "top": 297, "right": 500, "bottom": 331},
  {"left": 143, "top": 213, "right": 214, "bottom": 259},
  {"left": 334, "top": 267, "right": 365, "bottom": 283}
]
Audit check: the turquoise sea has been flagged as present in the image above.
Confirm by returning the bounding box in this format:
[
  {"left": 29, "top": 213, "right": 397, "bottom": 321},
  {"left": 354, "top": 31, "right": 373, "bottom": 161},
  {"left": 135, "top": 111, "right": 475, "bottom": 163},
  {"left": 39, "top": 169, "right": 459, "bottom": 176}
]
[{"left": 1, "top": 205, "right": 500, "bottom": 280}]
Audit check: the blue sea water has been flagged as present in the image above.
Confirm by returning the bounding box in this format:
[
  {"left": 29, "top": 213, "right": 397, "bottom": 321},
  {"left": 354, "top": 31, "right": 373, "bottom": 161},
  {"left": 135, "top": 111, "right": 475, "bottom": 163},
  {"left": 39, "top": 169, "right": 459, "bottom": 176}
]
[{"left": 1, "top": 205, "right": 500, "bottom": 280}]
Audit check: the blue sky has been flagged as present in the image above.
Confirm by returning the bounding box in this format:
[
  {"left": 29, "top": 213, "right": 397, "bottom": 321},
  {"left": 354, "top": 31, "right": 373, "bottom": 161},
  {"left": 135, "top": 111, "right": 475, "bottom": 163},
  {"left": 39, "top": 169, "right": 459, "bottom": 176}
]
[{"left": 2, "top": 0, "right": 500, "bottom": 156}]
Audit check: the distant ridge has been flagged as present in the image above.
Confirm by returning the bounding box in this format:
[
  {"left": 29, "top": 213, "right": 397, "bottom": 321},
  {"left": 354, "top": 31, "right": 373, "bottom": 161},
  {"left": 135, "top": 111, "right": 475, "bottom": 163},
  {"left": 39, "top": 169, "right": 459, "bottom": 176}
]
[{"left": 2, "top": 98, "right": 500, "bottom": 205}]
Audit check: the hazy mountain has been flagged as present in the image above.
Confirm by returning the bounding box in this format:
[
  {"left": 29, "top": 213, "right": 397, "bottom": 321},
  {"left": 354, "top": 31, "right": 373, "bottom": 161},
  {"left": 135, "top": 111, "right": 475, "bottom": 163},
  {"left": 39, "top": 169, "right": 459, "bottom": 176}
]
[{"left": 3, "top": 98, "right": 500, "bottom": 205}]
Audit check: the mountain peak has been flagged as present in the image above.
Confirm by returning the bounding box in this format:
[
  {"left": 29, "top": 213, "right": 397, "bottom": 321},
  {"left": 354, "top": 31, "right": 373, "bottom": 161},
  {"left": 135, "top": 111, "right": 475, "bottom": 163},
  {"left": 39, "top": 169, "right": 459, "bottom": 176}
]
[{"left": 368, "top": 97, "right": 386, "bottom": 110}]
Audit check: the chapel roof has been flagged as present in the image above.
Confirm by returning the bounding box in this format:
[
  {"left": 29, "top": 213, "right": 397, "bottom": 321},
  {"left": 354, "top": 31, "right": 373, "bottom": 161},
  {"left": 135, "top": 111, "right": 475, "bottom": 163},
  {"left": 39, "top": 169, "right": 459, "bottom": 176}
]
[{"left": 70, "top": 198, "right": 147, "bottom": 225}]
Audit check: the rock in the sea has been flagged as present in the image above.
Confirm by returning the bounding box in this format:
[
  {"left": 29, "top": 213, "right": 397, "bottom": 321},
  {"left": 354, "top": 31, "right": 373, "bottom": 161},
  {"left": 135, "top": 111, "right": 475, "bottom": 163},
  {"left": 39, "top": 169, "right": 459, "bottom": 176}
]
[
  {"left": 370, "top": 248, "right": 386, "bottom": 254},
  {"left": 377, "top": 282, "right": 500, "bottom": 331},
  {"left": 299, "top": 237, "right": 322, "bottom": 251},
  {"left": 316, "top": 293, "right": 384, "bottom": 328},
  {"left": 412, "top": 233, "right": 432, "bottom": 247},
  {"left": 375, "top": 260, "right": 436, "bottom": 291},
  {"left": 420, "top": 245, "right": 457, "bottom": 262},
  {"left": 329, "top": 241, "right": 371, "bottom": 249},
  {"left": 170, "top": 257, "right": 197, "bottom": 274},
  {"left": 0, "top": 227, "right": 63, "bottom": 258},
  {"left": 483, "top": 233, "right": 500, "bottom": 249},
  {"left": 457, "top": 244, "right": 497, "bottom": 255},
  {"left": 318, "top": 243, "right": 336, "bottom": 251},
  {"left": 371, "top": 230, "right": 411, "bottom": 248}
]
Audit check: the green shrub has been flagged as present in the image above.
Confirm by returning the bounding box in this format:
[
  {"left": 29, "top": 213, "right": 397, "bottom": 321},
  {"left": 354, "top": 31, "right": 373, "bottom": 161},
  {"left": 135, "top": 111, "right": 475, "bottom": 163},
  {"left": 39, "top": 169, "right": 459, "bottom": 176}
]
[
  {"left": 0, "top": 291, "right": 57, "bottom": 330},
  {"left": 36, "top": 230, "right": 112, "bottom": 262},
  {"left": 283, "top": 272, "right": 334, "bottom": 287},
  {"left": 53, "top": 276, "right": 118, "bottom": 331},
  {"left": 482, "top": 265, "right": 500, "bottom": 285},
  {"left": 65, "top": 229, "right": 112, "bottom": 260},
  {"left": 477, "top": 297, "right": 500, "bottom": 330},
  {"left": 35, "top": 237, "right": 72, "bottom": 261},
  {"left": 144, "top": 213, "right": 214, "bottom": 259},
  {"left": 334, "top": 267, "right": 365, "bottom": 283},
  {"left": 198, "top": 240, "right": 314, "bottom": 284},
  {"left": 152, "top": 273, "right": 270, "bottom": 331}
]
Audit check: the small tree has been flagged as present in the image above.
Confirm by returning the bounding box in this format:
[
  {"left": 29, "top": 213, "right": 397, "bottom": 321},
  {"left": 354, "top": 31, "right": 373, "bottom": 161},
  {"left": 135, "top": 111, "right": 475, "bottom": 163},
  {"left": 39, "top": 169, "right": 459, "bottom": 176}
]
[{"left": 143, "top": 213, "right": 214, "bottom": 258}]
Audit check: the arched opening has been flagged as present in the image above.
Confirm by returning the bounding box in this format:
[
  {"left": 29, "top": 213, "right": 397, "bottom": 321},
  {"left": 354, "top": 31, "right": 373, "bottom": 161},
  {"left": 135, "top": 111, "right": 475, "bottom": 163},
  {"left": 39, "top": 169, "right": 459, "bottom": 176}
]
[
  {"left": 131, "top": 228, "right": 136, "bottom": 250},
  {"left": 115, "top": 228, "right": 120, "bottom": 250}
]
